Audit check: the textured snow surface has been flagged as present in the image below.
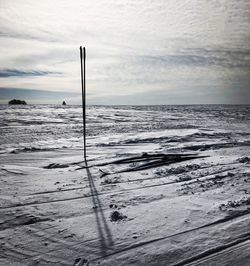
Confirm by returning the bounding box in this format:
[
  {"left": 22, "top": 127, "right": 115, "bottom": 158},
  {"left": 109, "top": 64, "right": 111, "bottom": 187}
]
[{"left": 0, "top": 104, "right": 250, "bottom": 265}]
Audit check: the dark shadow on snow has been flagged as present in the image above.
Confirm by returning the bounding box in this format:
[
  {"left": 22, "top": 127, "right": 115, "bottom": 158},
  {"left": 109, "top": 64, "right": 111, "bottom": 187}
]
[
  {"left": 76, "top": 153, "right": 208, "bottom": 175},
  {"left": 97, "top": 153, "right": 208, "bottom": 177},
  {"left": 85, "top": 159, "right": 114, "bottom": 256}
]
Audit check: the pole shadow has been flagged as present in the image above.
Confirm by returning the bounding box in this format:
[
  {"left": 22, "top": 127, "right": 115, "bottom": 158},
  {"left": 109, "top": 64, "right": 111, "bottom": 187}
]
[{"left": 85, "top": 159, "right": 114, "bottom": 256}]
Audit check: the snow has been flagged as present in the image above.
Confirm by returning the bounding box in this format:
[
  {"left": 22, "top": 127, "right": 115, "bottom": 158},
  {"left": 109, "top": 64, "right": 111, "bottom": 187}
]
[{"left": 0, "top": 104, "right": 250, "bottom": 265}]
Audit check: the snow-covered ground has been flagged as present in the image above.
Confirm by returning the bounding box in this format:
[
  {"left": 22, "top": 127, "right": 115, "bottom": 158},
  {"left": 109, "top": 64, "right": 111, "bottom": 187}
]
[{"left": 0, "top": 104, "right": 250, "bottom": 265}]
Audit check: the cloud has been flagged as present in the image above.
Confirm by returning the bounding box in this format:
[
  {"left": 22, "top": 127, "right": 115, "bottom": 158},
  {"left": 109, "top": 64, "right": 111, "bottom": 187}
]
[
  {"left": 135, "top": 48, "right": 250, "bottom": 69},
  {"left": 0, "top": 69, "right": 61, "bottom": 78},
  {"left": 0, "top": 0, "right": 249, "bottom": 104}
]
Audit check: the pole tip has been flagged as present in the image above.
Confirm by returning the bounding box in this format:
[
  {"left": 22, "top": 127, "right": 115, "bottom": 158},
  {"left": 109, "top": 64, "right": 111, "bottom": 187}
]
[{"left": 83, "top": 47, "right": 86, "bottom": 58}]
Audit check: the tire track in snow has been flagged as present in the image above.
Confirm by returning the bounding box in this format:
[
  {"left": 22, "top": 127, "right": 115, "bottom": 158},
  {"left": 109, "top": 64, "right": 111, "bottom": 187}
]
[
  {"left": 17, "top": 210, "right": 250, "bottom": 265},
  {"left": 91, "top": 211, "right": 250, "bottom": 262},
  {"left": 30, "top": 164, "right": 234, "bottom": 196},
  {"left": 172, "top": 235, "right": 250, "bottom": 266},
  {"left": 0, "top": 167, "right": 236, "bottom": 210},
  {"left": 185, "top": 240, "right": 250, "bottom": 265}
]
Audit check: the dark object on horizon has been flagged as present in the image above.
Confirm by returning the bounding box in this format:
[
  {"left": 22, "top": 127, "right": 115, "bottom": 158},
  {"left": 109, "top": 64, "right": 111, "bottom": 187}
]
[
  {"left": 8, "top": 99, "right": 27, "bottom": 105},
  {"left": 62, "top": 101, "right": 66, "bottom": 105},
  {"left": 80, "top": 46, "right": 86, "bottom": 159}
]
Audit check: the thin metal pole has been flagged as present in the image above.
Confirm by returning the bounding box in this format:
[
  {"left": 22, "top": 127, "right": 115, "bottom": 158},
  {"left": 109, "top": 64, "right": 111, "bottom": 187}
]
[
  {"left": 83, "top": 47, "right": 86, "bottom": 159},
  {"left": 80, "top": 46, "right": 86, "bottom": 159}
]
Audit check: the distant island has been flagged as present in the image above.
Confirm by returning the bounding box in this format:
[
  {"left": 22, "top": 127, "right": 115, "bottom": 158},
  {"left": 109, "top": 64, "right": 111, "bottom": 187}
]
[{"left": 8, "top": 99, "right": 27, "bottom": 105}]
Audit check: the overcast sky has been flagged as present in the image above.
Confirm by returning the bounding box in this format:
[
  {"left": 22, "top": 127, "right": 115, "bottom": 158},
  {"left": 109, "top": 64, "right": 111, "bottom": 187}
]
[{"left": 0, "top": 0, "right": 249, "bottom": 104}]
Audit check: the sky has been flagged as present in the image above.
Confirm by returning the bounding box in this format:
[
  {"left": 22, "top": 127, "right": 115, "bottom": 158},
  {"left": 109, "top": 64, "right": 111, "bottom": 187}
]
[{"left": 0, "top": 0, "right": 249, "bottom": 105}]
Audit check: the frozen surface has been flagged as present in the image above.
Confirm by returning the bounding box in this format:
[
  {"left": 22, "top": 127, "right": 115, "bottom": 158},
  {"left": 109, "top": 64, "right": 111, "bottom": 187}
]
[{"left": 0, "top": 104, "right": 250, "bottom": 265}]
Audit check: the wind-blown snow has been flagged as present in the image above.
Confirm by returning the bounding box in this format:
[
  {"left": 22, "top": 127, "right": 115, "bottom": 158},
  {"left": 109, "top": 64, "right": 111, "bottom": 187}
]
[{"left": 0, "top": 104, "right": 250, "bottom": 265}]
